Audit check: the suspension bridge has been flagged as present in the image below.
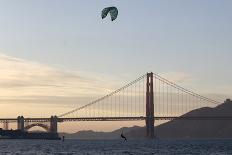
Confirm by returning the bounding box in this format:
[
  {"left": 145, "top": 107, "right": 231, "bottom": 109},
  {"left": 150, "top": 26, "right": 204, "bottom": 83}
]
[{"left": 0, "top": 72, "right": 230, "bottom": 138}]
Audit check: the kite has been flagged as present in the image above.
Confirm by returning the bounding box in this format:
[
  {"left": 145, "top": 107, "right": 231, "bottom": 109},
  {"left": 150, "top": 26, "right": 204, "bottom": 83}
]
[{"left": 101, "top": 7, "right": 118, "bottom": 21}]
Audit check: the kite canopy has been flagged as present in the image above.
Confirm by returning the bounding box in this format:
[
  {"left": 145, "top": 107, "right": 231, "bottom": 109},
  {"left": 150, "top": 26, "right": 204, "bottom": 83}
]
[{"left": 101, "top": 7, "right": 118, "bottom": 21}]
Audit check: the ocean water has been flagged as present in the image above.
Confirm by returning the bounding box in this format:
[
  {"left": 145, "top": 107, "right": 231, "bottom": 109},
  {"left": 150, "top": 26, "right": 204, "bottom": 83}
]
[{"left": 0, "top": 139, "right": 232, "bottom": 155}]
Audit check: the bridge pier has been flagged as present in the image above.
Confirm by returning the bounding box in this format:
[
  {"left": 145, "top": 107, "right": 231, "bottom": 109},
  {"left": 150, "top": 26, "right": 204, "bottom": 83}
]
[
  {"left": 16, "top": 115, "right": 58, "bottom": 134},
  {"left": 50, "top": 116, "right": 58, "bottom": 133},
  {"left": 146, "top": 72, "right": 154, "bottom": 138},
  {"left": 3, "top": 121, "right": 9, "bottom": 130},
  {"left": 17, "top": 116, "right": 24, "bottom": 132}
]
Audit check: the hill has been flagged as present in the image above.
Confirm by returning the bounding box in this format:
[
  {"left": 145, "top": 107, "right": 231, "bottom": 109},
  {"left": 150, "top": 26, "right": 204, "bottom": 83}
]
[
  {"left": 60, "top": 126, "right": 143, "bottom": 139},
  {"left": 155, "top": 99, "right": 232, "bottom": 138}
]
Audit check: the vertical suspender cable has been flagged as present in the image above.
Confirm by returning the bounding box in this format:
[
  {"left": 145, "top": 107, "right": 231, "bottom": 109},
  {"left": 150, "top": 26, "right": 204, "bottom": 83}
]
[
  {"left": 162, "top": 81, "right": 165, "bottom": 116},
  {"left": 119, "top": 91, "right": 120, "bottom": 117},
  {"left": 135, "top": 83, "right": 136, "bottom": 117}
]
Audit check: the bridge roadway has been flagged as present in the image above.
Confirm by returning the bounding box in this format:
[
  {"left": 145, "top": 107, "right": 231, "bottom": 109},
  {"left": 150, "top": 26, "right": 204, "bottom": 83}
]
[{"left": 1, "top": 116, "right": 232, "bottom": 123}]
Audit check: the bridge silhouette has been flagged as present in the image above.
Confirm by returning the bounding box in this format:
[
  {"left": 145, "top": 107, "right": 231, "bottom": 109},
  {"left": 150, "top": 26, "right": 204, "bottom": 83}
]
[{"left": 0, "top": 72, "right": 230, "bottom": 138}]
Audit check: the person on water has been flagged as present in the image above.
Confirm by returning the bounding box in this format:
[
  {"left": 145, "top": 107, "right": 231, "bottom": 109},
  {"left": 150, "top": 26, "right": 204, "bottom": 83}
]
[
  {"left": 121, "top": 132, "right": 127, "bottom": 142},
  {"left": 62, "top": 136, "right": 65, "bottom": 142}
]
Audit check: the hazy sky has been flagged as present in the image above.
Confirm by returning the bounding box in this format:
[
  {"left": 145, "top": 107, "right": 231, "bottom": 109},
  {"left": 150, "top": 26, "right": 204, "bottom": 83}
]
[{"left": 0, "top": 0, "right": 231, "bottom": 132}]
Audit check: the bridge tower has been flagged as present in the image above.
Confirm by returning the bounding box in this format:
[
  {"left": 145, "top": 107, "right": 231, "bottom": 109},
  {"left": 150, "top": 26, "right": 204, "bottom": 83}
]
[
  {"left": 17, "top": 116, "right": 24, "bottom": 132},
  {"left": 146, "top": 72, "right": 154, "bottom": 138},
  {"left": 50, "top": 116, "right": 58, "bottom": 133}
]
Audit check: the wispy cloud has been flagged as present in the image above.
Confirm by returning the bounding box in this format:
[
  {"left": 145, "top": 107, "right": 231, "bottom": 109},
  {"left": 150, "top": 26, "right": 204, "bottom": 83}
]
[
  {"left": 0, "top": 54, "right": 229, "bottom": 118},
  {"left": 160, "top": 71, "right": 195, "bottom": 84},
  {"left": 0, "top": 54, "right": 119, "bottom": 105},
  {"left": 159, "top": 71, "right": 230, "bottom": 102}
]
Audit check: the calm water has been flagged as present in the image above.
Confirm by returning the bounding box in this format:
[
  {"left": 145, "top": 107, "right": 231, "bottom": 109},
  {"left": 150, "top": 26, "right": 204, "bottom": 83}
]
[{"left": 0, "top": 139, "right": 232, "bottom": 155}]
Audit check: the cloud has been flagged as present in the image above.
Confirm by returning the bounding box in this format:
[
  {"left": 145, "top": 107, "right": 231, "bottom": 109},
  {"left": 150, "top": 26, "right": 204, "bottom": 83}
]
[
  {"left": 0, "top": 54, "right": 119, "bottom": 104},
  {"left": 158, "top": 71, "right": 230, "bottom": 103},
  {"left": 160, "top": 71, "right": 194, "bottom": 84},
  {"left": 0, "top": 54, "right": 229, "bottom": 118}
]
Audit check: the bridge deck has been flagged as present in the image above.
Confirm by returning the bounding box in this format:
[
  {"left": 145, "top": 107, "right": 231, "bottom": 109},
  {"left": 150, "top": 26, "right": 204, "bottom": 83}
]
[
  {"left": 1, "top": 116, "right": 232, "bottom": 123},
  {"left": 59, "top": 116, "right": 232, "bottom": 122}
]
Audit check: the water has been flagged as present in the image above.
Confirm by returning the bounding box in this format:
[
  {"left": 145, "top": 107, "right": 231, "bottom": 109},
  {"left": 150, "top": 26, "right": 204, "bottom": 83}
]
[{"left": 0, "top": 139, "right": 232, "bottom": 155}]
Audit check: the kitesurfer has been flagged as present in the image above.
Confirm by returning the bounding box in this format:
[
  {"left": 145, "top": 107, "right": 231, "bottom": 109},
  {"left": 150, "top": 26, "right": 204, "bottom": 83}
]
[
  {"left": 121, "top": 132, "right": 127, "bottom": 142},
  {"left": 62, "top": 136, "right": 65, "bottom": 142}
]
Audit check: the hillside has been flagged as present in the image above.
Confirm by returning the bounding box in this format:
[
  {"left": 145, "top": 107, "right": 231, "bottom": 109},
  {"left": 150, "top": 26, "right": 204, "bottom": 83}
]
[
  {"left": 155, "top": 99, "right": 232, "bottom": 138},
  {"left": 60, "top": 126, "right": 143, "bottom": 139}
]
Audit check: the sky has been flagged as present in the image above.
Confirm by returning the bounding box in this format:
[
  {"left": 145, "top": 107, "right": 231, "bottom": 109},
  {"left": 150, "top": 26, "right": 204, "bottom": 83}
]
[{"left": 0, "top": 0, "right": 231, "bottom": 132}]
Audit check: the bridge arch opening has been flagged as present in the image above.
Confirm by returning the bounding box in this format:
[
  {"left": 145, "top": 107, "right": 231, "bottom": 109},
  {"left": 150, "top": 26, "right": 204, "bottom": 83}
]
[{"left": 25, "top": 123, "right": 50, "bottom": 132}]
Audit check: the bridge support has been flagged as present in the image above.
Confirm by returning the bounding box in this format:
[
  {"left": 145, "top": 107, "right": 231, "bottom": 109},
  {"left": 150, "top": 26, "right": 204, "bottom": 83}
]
[
  {"left": 50, "top": 116, "right": 58, "bottom": 133},
  {"left": 17, "top": 116, "right": 24, "bottom": 132},
  {"left": 3, "top": 121, "right": 9, "bottom": 130},
  {"left": 146, "top": 72, "right": 154, "bottom": 138}
]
